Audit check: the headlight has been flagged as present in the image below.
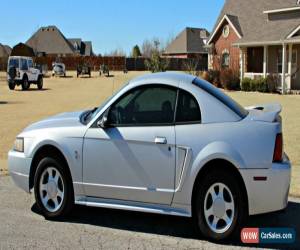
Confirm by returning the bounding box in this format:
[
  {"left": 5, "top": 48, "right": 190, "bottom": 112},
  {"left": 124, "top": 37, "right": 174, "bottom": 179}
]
[{"left": 14, "top": 138, "right": 24, "bottom": 152}]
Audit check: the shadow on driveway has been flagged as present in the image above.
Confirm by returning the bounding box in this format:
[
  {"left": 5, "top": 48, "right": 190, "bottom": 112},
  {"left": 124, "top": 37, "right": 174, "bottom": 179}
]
[{"left": 32, "top": 200, "right": 300, "bottom": 249}]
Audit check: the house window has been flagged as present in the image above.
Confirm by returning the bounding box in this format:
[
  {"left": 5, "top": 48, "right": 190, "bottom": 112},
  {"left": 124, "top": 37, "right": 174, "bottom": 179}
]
[
  {"left": 222, "top": 51, "right": 230, "bottom": 68},
  {"left": 222, "top": 25, "right": 230, "bottom": 38}
]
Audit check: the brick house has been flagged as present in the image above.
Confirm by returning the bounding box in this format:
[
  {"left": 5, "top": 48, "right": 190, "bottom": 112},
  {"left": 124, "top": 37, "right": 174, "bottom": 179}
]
[
  {"left": 26, "top": 26, "right": 93, "bottom": 57},
  {"left": 208, "top": 0, "right": 300, "bottom": 93}
]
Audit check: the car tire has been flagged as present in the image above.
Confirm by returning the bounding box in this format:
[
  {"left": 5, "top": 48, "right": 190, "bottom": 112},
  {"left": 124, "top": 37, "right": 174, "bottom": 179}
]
[
  {"left": 34, "top": 157, "right": 74, "bottom": 219},
  {"left": 194, "top": 169, "right": 247, "bottom": 241},
  {"left": 21, "top": 76, "right": 30, "bottom": 90},
  {"left": 37, "top": 77, "right": 43, "bottom": 90},
  {"left": 8, "top": 82, "right": 15, "bottom": 90}
]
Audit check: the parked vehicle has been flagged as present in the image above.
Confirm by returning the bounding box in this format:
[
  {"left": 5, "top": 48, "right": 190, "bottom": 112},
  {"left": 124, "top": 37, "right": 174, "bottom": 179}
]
[
  {"left": 52, "top": 62, "right": 66, "bottom": 77},
  {"left": 7, "top": 56, "right": 43, "bottom": 90},
  {"left": 35, "top": 64, "right": 48, "bottom": 77},
  {"left": 99, "top": 64, "right": 109, "bottom": 77},
  {"left": 8, "top": 73, "right": 291, "bottom": 241},
  {"left": 77, "top": 64, "right": 91, "bottom": 78}
]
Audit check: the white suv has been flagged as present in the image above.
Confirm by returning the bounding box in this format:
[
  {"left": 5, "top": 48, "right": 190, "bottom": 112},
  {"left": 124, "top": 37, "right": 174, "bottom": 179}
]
[{"left": 7, "top": 56, "right": 43, "bottom": 90}]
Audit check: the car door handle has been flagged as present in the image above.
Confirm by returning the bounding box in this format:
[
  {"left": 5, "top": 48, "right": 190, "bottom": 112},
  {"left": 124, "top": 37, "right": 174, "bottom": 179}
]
[{"left": 155, "top": 137, "right": 167, "bottom": 144}]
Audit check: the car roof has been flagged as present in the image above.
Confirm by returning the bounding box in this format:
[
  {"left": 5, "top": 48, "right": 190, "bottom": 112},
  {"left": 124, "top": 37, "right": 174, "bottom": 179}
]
[
  {"left": 129, "top": 72, "right": 196, "bottom": 88},
  {"left": 9, "top": 56, "right": 32, "bottom": 60}
]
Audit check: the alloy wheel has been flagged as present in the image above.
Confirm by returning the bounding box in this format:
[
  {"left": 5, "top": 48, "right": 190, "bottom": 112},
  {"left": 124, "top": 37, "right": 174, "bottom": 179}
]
[
  {"left": 39, "top": 167, "right": 65, "bottom": 213},
  {"left": 204, "top": 182, "right": 235, "bottom": 234}
]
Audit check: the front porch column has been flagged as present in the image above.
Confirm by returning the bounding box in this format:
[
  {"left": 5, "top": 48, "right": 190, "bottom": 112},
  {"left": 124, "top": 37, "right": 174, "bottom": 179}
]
[
  {"left": 282, "top": 44, "right": 287, "bottom": 94},
  {"left": 263, "top": 45, "right": 268, "bottom": 77},
  {"left": 239, "top": 47, "right": 245, "bottom": 84},
  {"left": 288, "top": 44, "right": 293, "bottom": 91}
]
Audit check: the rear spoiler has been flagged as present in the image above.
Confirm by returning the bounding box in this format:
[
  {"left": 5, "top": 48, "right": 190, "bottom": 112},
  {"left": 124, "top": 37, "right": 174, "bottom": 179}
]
[{"left": 245, "top": 103, "right": 282, "bottom": 122}]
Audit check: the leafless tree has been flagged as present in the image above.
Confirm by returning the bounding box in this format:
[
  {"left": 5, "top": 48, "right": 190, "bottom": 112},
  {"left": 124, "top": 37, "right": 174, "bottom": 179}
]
[{"left": 105, "top": 47, "right": 126, "bottom": 57}]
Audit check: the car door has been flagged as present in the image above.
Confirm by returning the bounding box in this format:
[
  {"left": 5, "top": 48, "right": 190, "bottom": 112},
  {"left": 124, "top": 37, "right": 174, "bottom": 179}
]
[
  {"left": 27, "top": 59, "right": 38, "bottom": 81},
  {"left": 83, "top": 84, "right": 177, "bottom": 205}
]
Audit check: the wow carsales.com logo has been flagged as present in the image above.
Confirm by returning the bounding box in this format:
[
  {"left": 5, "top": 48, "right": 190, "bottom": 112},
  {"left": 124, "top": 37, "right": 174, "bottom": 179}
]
[{"left": 241, "top": 228, "right": 296, "bottom": 244}]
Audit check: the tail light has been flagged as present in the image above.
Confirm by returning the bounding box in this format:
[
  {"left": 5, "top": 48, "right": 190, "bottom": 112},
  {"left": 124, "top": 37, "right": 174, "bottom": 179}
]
[{"left": 273, "top": 133, "right": 283, "bottom": 162}]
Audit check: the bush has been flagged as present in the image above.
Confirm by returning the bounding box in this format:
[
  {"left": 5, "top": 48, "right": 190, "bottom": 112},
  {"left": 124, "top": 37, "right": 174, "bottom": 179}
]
[
  {"left": 199, "top": 70, "right": 221, "bottom": 87},
  {"left": 241, "top": 76, "right": 277, "bottom": 93},
  {"left": 145, "top": 52, "right": 169, "bottom": 73},
  {"left": 220, "top": 68, "right": 240, "bottom": 90},
  {"left": 266, "top": 74, "right": 278, "bottom": 93},
  {"left": 183, "top": 60, "right": 198, "bottom": 76},
  {"left": 241, "top": 77, "right": 251, "bottom": 91}
]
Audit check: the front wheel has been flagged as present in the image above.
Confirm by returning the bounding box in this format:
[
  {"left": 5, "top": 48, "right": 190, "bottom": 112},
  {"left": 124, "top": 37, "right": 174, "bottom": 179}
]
[
  {"left": 21, "top": 77, "right": 30, "bottom": 90},
  {"left": 194, "top": 170, "right": 246, "bottom": 241},
  {"left": 8, "top": 81, "right": 15, "bottom": 90},
  {"left": 34, "top": 157, "right": 74, "bottom": 218}
]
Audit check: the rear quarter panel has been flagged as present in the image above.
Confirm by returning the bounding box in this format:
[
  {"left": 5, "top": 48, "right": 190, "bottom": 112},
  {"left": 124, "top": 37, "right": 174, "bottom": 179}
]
[{"left": 173, "top": 119, "right": 279, "bottom": 206}]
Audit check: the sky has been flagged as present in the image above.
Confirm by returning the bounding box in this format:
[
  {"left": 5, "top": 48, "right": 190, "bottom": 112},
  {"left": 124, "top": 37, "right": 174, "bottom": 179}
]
[{"left": 0, "top": 0, "right": 225, "bottom": 55}]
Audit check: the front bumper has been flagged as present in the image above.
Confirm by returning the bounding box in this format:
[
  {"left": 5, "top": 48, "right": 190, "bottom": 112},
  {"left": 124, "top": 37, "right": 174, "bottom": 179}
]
[
  {"left": 240, "top": 155, "right": 291, "bottom": 215},
  {"left": 8, "top": 150, "right": 32, "bottom": 193}
]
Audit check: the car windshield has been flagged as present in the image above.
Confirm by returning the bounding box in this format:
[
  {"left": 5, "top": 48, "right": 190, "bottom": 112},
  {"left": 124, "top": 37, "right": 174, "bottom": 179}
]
[
  {"left": 9, "top": 58, "right": 19, "bottom": 68},
  {"left": 193, "top": 77, "right": 249, "bottom": 119},
  {"left": 54, "top": 65, "right": 63, "bottom": 69},
  {"left": 84, "top": 82, "right": 129, "bottom": 124}
]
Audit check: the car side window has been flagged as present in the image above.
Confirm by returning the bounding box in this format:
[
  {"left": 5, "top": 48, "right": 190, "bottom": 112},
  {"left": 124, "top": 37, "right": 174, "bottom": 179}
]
[
  {"left": 176, "top": 89, "right": 201, "bottom": 123},
  {"left": 20, "top": 59, "right": 28, "bottom": 71},
  {"left": 108, "top": 85, "right": 177, "bottom": 126},
  {"left": 28, "top": 59, "right": 33, "bottom": 68}
]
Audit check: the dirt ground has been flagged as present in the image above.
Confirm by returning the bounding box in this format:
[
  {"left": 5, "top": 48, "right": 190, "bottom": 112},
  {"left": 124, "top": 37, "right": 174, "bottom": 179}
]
[{"left": 0, "top": 71, "right": 299, "bottom": 196}]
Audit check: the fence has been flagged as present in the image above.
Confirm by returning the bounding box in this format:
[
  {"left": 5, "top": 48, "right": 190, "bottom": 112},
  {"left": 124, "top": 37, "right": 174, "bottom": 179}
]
[
  {"left": 126, "top": 57, "right": 208, "bottom": 71},
  {"left": 34, "top": 56, "right": 126, "bottom": 71},
  {"left": 1, "top": 55, "right": 208, "bottom": 72}
]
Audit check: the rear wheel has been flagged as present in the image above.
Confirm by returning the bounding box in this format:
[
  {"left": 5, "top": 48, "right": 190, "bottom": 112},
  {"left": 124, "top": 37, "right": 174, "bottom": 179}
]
[
  {"left": 21, "top": 76, "right": 30, "bottom": 90},
  {"left": 37, "top": 77, "right": 43, "bottom": 90},
  {"left": 194, "top": 169, "right": 246, "bottom": 241},
  {"left": 34, "top": 157, "right": 74, "bottom": 218}
]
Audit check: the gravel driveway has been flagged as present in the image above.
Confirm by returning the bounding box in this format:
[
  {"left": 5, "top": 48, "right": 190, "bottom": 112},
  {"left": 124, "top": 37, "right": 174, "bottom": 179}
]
[{"left": 0, "top": 176, "right": 299, "bottom": 250}]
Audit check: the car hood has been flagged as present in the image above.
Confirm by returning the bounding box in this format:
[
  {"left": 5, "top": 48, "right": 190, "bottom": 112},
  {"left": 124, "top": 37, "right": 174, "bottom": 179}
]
[{"left": 23, "top": 111, "right": 84, "bottom": 132}]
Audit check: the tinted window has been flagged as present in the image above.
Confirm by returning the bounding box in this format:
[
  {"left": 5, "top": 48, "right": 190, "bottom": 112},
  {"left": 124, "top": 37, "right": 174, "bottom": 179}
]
[
  {"left": 176, "top": 90, "right": 201, "bottom": 123},
  {"left": 108, "top": 86, "right": 177, "bottom": 126},
  {"left": 9, "top": 58, "right": 19, "bottom": 68},
  {"left": 28, "top": 59, "right": 33, "bottom": 68},
  {"left": 20, "top": 59, "right": 28, "bottom": 70},
  {"left": 193, "top": 78, "right": 248, "bottom": 119}
]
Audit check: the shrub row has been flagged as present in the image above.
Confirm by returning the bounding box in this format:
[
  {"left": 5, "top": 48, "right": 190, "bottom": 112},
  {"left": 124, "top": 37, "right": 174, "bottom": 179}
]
[
  {"left": 241, "top": 75, "right": 277, "bottom": 93},
  {"left": 200, "top": 68, "right": 240, "bottom": 90}
]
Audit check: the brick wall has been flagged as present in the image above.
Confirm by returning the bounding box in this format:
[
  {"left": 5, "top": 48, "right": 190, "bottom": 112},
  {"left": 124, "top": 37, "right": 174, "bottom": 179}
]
[{"left": 211, "top": 21, "right": 240, "bottom": 71}]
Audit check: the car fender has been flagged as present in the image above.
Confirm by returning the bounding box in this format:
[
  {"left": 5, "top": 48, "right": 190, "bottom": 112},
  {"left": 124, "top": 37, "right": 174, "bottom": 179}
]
[
  {"left": 29, "top": 138, "right": 76, "bottom": 179},
  {"left": 173, "top": 141, "right": 246, "bottom": 206}
]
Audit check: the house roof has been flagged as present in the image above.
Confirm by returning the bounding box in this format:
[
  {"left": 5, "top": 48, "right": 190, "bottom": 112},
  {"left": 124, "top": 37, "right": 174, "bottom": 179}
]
[
  {"left": 0, "top": 44, "right": 11, "bottom": 57},
  {"left": 209, "top": 0, "right": 300, "bottom": 46},
  {"left": 68, "top": 38, "right": 82, "bottom": 50},
  {"left": 26, "top": 26, "right": 75, "bottom": 55},
  {"left": 164, "top": 27, "right": 209, "bottom": 55},
  {"left": 82, "top": 41, "right": 93, "bottom": 56}
]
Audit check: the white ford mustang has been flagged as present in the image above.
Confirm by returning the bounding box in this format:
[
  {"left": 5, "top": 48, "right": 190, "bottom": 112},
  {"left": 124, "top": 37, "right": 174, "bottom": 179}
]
[{"left": 8, "top": 72, "right": 291, "bottom": 240}]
